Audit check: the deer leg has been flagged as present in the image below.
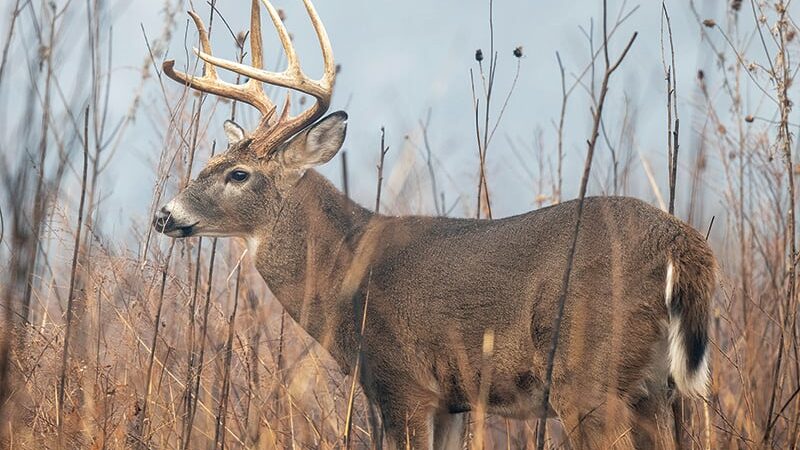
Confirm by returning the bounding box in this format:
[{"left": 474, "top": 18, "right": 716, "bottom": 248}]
[
  {"left": 433, "top": 411, "right": 465, "bottom": 450},
  {"left": 629, "top": 383, "right": 677, "bottom": 450},
  {"left": 367, "top": 400, "right": 384, "bottom": 449},
  {"left": 554, "top": 391, "right": 636, "bottom": 450},
  {"left": 379, "top": 403, "right": 435, "bottom": 450}
]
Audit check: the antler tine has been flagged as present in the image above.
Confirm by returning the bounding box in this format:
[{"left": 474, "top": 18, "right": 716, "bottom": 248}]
[
  {"left": 245, "top": 0, "right": 278, "bottom": 127},
  {"left": 301, "top": 0, "right": 335, "bottom": 87},
  {"left": 188, "top": 11, "right": 217, "bottom": 79},
  {"left": 260, "top": 0, "right": 300, "bottom": 75},
  {"left": 163, "top": 5, "right": 278, "bottom": 121},
  {"left": 249, "top": 0, "right": 263, "bottom": 70}
]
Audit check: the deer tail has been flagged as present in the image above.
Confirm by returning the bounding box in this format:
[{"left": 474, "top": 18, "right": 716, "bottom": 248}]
[{"left": 664, "top": 248, "right": 715, "bottom": 398}]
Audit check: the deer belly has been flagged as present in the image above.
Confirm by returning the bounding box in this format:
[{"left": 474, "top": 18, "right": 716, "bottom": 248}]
[
  {"left": 445, "top": 372, "right": 555, "bottom": 419},
  {"left": 486, "top": 374, "right": 553, "bottom": 419}
]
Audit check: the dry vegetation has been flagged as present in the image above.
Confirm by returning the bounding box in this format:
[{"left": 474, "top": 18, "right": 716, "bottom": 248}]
[{"left": 1, "top": 0, "right": 800, "bottom": 448}]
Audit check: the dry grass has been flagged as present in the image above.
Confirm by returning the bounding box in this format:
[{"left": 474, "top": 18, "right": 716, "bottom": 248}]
[{"left": 1, "top": 0, "right": 800, "bottom": 448}]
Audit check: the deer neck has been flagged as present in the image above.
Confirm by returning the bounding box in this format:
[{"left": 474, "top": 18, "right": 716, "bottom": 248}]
[{"left": 251, "top": 169, "right": 372, "bottom": 364}]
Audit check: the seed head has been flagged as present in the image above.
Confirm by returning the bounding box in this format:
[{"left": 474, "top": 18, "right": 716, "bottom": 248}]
[
  {"left": 513, "top": 46, "right": 523, "bottom": 58},
  {"left": 475, "top": 49, "right": 484, "bottom": 62}
]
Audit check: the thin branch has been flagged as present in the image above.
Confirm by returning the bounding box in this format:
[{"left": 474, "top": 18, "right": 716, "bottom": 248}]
[
  {"left": 661, "top": 2, "right": 680, "bottom": 215},
  {"left": 374, "top": 127, "right": 389, "bottom": 214},
  {"left": 56, "top": 106, "right": 90, "bottom": 443},
  {"left": 0, "top": 0, "right": 23, "bottom": 88},
  {"left": 535, "top": 1, "right": 637, "bottom": 444}
]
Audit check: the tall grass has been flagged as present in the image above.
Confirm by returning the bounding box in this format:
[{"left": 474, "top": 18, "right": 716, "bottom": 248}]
[{"left": 1, "top": 0, "right": 799, "bottom": 448}]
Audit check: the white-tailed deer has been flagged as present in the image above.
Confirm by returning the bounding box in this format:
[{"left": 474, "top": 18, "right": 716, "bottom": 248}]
[{"left": 154, "top": 1, "right": 716, "bottom": 448}]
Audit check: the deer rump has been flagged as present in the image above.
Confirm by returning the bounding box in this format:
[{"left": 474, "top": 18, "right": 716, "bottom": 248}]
[{"left": 350, "top": 195, "right": 713, "bottom": 420}]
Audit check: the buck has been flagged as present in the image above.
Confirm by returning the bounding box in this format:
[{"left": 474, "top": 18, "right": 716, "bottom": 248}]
[{"left": 153, "top": 1, "right": 716, "bottom": 448}]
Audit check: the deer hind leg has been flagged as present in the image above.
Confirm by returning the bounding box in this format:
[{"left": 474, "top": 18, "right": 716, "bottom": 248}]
[
  {"left": 556, "top": 391, "right": 636, "bottom": 450},
  {"left": 629, "top": 380, "right": 678, "bottom": 450},
  {"left": 433, "top": 411, "right": 465, "bottom": 450}
]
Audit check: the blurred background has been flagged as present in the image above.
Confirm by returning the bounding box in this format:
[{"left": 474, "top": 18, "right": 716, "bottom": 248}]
[{"left": 0, "top": 0, "right": 797, "bottom": 448}]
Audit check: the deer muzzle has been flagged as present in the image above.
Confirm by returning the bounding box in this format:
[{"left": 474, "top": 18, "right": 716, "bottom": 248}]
[{"left": 153, "top": 205, "right": 198, "bottom": 238}]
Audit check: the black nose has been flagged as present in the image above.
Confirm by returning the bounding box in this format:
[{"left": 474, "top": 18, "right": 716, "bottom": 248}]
[{"left": 153, "top": 207, "right": 173, "bottom": 232}]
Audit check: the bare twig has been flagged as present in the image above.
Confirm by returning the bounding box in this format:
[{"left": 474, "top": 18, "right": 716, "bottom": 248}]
[
  {"left": 535, "top": 1, "right": 638, "bottom": 445},
  {"left": 346, "top": 126, "right": 389, "bottom": 446},
  {"left": 141, "top": 240, "right": 176, "bottom": 445},
  {"left": 763, "top": 2, "right": 798, "bottom": 446},
  {"left": 419, "top": 110, "right": 441, "bottom": 215},
  {"left": 471, "top": 0, "right": 522, "bottom": 220},
  {"left": 375, "top": 127, "right": 389, "bottom": 214},
  {"left": 214, "top": 261, "right": 243, "bottom": 450},
  {"left": 661, "top": 2, "right": 679, "bottom": 215},
  {"left": 0, "top": 0, "right": 23, "bottom": 88},
  {"left": 184, "top": 237, "right": 218, "bottom": 449},
  {"left": 344, "top": 271, "right": 372, "bottom": 448},
  {"left": 555, "top": 52, "right": 567, "bottom": 204},
  {"left": 56, "top": 106, "right": 90, "bottom": 444},
  {"left": 21, "top": 0, "right": 58, "bottom": 325}
]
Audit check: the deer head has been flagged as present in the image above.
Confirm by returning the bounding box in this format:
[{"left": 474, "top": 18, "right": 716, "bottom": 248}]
[{"left": 153, "top": 0, "right": 343, "bottom": 239}]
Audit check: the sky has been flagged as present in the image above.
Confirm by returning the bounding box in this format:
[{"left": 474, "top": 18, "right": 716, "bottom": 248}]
[{"left": 0, "top": 0, "right": 755, "bottom": 238}]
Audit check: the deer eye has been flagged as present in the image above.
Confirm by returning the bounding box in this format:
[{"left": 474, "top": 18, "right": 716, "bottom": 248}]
[{"left": 228, "top": 169, "right": 249, "bottom": 183}]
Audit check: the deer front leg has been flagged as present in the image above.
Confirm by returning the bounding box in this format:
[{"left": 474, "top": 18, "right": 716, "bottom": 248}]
[
  {"left": 433, "top": 411, "right": 465, "bottom": 450},
  {"left": 380, "top": 403, "right": 435, "bottom": 450},
  {"left": 367, "top": 383, "right": 437, "bottom": 450},
  {"left": 360, "top": 359, "right": 441, "bottom": 449}
]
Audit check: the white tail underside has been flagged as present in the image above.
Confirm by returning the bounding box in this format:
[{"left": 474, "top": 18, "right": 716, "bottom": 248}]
[{"left": 665, "top": 260, "right": 709, "bottom": 398}]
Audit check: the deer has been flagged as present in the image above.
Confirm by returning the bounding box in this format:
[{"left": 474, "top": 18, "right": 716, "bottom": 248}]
[{"left": 153, "top": 1, "right": 716, "bottom": 448}]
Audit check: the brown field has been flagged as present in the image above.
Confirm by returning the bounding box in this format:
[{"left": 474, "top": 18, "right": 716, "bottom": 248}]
[{"left": 0, "top": 0, "right": 799, "bottom": 448}]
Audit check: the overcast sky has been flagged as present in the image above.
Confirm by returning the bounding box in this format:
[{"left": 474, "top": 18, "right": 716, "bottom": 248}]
[{"left": 0, "top": 0, "right": 760, "bottom": 237}]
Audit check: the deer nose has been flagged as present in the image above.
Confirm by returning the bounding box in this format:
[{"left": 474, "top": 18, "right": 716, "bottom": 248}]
[{"left": 153, "top": 206, "right": 173, "bottom": 232}]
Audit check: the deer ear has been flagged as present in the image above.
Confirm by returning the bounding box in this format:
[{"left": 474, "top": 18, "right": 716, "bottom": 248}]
[
  {"left": 224, "top": 120, "right": 247, "bottom": 145},
  {"left": 281, "top": 111, "right": 347, "bottom": 171}
]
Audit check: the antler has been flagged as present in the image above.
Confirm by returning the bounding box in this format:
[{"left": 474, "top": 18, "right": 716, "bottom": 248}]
[{"left": 163, "top": 0, "right": 336, "bottom": 156}]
